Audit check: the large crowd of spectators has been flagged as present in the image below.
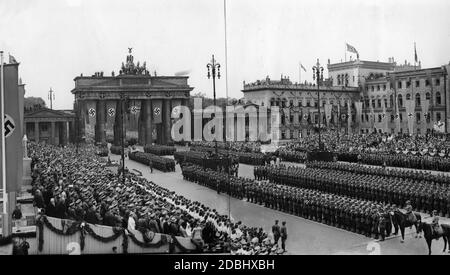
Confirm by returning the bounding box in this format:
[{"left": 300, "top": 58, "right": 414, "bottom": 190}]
[
  {"left": 29, "top": 142, "right": 279, "bottom": 254},
  {"left": 190, "top": 141, "right": 262, "bottom": 153},
  {"left": 280, "top": 131, "right": 450, "bottom": 171}
]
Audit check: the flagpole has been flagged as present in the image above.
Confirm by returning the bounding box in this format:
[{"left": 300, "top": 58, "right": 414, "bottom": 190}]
[
  {"left": 414, "top": 42, "right": 416, "bottom": 71},
  {"left": 1, "top": 51, "right": 7, "bottom": 216},
  {"left": 345, "top": 43, "right": 347, "bottom": 62},
  {"left": 299, "top": 62, "right": 301, "bottom": 83}
]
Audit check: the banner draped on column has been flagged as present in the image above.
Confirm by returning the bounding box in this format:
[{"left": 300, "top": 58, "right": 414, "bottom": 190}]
[
  {"left": 421, "top": 97, "right": 430, "bottom": 125},
  {"left": 337, "top": 103, "right": 341, "bottom": 128},
  {"left": 347, "top": 100, "right": 352, "bottom": 134},
  {"left": 354, "top": 101, "right": 362, "bottom": 125},
  {"left": 324, "top": 103, "right": 332, "bottom": 126},
  {"left": 394, "top": 95, "right": 401, "bottom": 134},
  {"left": 382, "top": 103, "right": 388, "bottom": 133},
  {"left": 369, "top": 103, "right": 375, "bottom": 131},
  {"left": 0, "top": 63, "right": 22, "bottom": 192},
  {"left": 405, "top": 99, "right": 415, "bottom": 135}
]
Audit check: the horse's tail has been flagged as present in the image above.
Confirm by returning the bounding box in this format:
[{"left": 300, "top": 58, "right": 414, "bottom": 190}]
[
  {"left": 421, "top": 222, "right": 432, "bottom": 240},
  {"left": 392, "top": 211, "right": 402, "bottom": 226}
]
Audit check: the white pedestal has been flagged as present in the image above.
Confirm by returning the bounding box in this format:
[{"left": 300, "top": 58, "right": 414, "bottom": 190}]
[{"left": 22, "top": 158, "right": 32, "bottom": 192}]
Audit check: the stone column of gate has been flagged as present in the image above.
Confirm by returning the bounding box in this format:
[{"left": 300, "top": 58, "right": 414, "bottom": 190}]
[
  {"left": 51, "top": 121, "right": 56, "bottom": 145},
  {"left": 95, "top": 100, "right": 106, "bottom": 143},
  {"left": 113, "top": 100, "right": 123, "bottom": 146},
  {"left": 144, "top": 99, "right": 153, "bottom": 145},
  {"left": 34, "top": 121, "right": 40, "bottom": 143},
  {"left": 61, "top": 121, "right": 68, "bottom": 146},
  {"left": 78, "top": 100, "right": 86, "bottom": 139},
  {"left": 163, "top": 99, "right": 172, "bottom": 144}
]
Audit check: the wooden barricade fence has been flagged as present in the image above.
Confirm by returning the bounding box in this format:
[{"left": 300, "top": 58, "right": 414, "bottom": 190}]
[{"left": 36, "top": 216, "right": 199, "bottom": 255}]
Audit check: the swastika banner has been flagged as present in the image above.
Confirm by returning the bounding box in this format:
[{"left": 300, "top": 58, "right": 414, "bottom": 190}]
[
  {"left": 153, "top": 100, "right": 162, "bottom": 124},
  {"left": 0, "top": 63, "right": 22, "bottom": 192}
]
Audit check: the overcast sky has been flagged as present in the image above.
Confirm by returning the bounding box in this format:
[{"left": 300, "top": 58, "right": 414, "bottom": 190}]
[{"left": 1, "top": 0, "right": 449, "bottom": 109}]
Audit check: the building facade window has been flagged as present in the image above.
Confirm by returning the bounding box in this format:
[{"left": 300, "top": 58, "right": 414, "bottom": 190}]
[
  {"left": 415, "top": 93, "right": 421, "bottom": 107},
  {"left": 436, "top": 112, "right": 441, "bottom": 122},
  {"left": 426, "top": 92, "right": 431, "bottom": 100},
  {"left": 436, "top": 92, "right": 441, "bottom": 105},
  {"left": 398, "top": 81, "right": 402, "bottom": 89},
  {"left": 406, "top": 93, "right": 411, "bottom": 100},
  {"left": 435, "top": 78, "right": 440, "bottom": 86},
  {"left": 416, "top": 113, "right": 421, "bottom": 123},
  {"left": 398, "top": 94, "right": 403, "bottom": 107},
  {"left": 415, "top": 80, "right": 420, "bottom": 87},
  {"left": 377, "top": 99, "right": 381, "bottom": 108},
  {"left": 390, "top": 95, "right": 394, "bottom": 107},
  {"left": 425, "top": 79, "right": 430, "bottom": 86},
  {"left": 383, "top": 84, "right": 386, "bottom": 90}
]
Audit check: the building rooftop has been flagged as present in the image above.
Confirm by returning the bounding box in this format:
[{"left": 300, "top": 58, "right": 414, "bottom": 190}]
[{"left": 242, "top": 76, "right": 359, "bottom": 93}]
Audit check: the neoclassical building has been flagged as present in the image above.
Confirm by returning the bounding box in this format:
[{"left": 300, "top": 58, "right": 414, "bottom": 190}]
[
  {"left": 242, "top": 57, "right": 450, "bottom": 139},
  {"left": 242, "top": 76, "right": 360, "bottom": 139},
  {"left": 24, "top": 108, "right": 76, "bottom": 145},
  {"left": 361, "top": 66, "right": 449, "bottom": 135}
]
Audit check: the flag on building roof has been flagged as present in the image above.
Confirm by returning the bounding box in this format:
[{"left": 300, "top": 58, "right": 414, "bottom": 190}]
[
  {"left": 8, "top": 54, "right": 17, "bottom": 64},
  {"left": 300, "top": 63, "right": 306, "bottom": 72},
  {"left": 346, "top": 43, "right": 358, "bottom": 55},
  {"left": 414, "top": 42, "right": 418, "bottom": 63}
]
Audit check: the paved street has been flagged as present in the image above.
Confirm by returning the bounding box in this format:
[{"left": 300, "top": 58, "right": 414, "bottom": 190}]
[{"left": 110, "top": 152, "right": 449, "bottom": 255}]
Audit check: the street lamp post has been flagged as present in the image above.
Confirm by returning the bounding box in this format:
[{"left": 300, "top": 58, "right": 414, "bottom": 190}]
[
  {"left": 312, "top": 59, "right": 324, "bottom": 150},
  {"left": 207, "top": 55, "right": 221, "bottom": 156},
  {"left": 48, "top": 88, "right": 55, "bottom": 110},
  {"left": 120, "top": 95, "right": 129, "bottom": 186}
]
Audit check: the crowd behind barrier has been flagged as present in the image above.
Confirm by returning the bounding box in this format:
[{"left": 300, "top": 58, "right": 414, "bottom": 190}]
[
  {"left": 129, "top": 151, "right": 176, "bottom": 172},
  {"left": 35, "top": 214, "right": 198, "bottom": 254},
  {"left": 29, "top": 142, "right": 278, "bottom": 254},
  {"left": 110, "top": 145, "right": 124, "bottom": 155},
  {"left": 181, "top": 164, "right": 397, "bottom": 238},
  {"left": 174, "top": 151, "right": 239, "bottom": 175},
  {"left": 190, "top": 141, "right": 262, "bottom": 153},
  {"left": 143, "top": 145, "right": 176, "bottom": 156},
  {"left": 275, "top": 149, "right": 308, "bottom": 163},
  {"left": 281, "top": 131, "right": 450, "bottom": 171},
  {"left": 190, "top": 146, "right": 273, "bottom": 166},
  {"left": 96, "top": 145, "right": 109, "bottom": 157},
  {"left": 254, "top": 165, "right": 450, "bottom": 217}
]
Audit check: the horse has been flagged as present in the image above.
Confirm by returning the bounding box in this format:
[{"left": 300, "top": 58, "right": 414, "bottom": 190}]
[
  {"left": 421, "top": 222, "right": 450, "bottom": 255},
  {"left": 391, "top": 211, "right": 422, "bottom": 242}
]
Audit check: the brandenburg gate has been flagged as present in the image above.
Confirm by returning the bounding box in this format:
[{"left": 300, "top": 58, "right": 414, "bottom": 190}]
[{"left": 71, "top": 49, "right": 193, "bottom": 145}]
